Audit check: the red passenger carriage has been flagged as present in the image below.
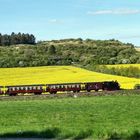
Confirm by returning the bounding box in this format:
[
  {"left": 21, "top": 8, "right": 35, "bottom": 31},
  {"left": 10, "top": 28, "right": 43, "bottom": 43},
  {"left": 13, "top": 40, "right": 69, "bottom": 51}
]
[
  {"left": 5, "top": 84, "right": 44, "bottom": 96},
  {"left": 46, "top": 83, "right": 82, "bottom": 94}
]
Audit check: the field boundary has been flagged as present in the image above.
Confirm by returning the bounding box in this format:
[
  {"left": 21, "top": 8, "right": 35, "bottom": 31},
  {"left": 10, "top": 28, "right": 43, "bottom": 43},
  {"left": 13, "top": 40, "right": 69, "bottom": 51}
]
[{"left": 0, "top": 89, "right": 139, "bottom": 101}]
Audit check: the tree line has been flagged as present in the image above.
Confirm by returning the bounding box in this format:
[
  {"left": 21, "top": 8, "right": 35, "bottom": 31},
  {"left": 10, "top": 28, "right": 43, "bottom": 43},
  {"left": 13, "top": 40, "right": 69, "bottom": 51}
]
[
  {"left": 0, "top": 32, "right": 36, "bottom": 46},
  {"left": 86, "top": 65, "right": 140, "bottom": 79}
]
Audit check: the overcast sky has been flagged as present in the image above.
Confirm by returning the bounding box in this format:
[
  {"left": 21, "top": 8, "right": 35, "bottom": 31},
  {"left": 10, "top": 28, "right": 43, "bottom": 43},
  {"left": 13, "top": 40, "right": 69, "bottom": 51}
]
[{"left": 0, "top": 0, "right": 140, "bottom": 46}]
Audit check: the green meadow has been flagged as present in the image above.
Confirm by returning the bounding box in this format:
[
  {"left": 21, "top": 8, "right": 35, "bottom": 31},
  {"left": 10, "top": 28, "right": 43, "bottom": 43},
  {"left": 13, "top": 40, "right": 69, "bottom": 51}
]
[{"left": 0, "top": 94, "right": 139, "bottom": 139}]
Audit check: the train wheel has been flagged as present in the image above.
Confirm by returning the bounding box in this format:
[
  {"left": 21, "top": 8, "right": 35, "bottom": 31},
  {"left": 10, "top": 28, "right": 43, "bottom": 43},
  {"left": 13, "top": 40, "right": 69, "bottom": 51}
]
[
  {"left": 50, "top": 92, "right": 57, "bottom": 94},
  {"left": 95, "top": 89, "right": 99, "bottom": 92},
  {"left": 54, "top": 91, "right": 57, "bottom": 94},
  {"left": 9, "top": 93, "right": 17, "bottom": 96},
  {"left": 34, "top": 92, "right": 42, "bottom": 95},
  {"left": 87, "top": 90, "right": 91, "bottom": 92}
]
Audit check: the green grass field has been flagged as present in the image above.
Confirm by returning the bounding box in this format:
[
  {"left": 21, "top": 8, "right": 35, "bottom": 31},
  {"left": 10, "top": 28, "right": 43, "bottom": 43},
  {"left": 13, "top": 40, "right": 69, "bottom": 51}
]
[
  {"left": 0, "top": 94, "right": 139, "bottom": 139},
  {"left": 0, "top": 66, "right": 140, "bottom": 89}
]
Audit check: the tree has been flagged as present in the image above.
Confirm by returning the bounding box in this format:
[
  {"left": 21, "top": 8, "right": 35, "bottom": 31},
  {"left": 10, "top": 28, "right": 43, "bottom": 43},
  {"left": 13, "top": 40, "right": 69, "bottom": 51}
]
[
  {"left": 1, "top": 34, "right": 10, "bottom": 46},
  {"left": 48, "top": 45, "right": 56, "bottom": 55},
  {"left": 10, "top": 32, "right": 17, "bottom": 45},
  {"left": 29, "top": 34, "right": 36, "bottom": 44}
]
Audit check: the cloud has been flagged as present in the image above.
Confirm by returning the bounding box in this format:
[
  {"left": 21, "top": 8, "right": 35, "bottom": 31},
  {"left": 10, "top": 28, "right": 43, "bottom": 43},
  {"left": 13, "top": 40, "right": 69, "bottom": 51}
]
[
  {"left": 48, "top": 19, "right": 63, "bottom": 23},
  {"left": 87, "top": 9, "right": 140, "bottom": 15},
  {"left": 106, "top": 32, "right": 140, "bottom": 39},
  {"left": 119, "top": 35, "right": 140, "bottom": 39}
]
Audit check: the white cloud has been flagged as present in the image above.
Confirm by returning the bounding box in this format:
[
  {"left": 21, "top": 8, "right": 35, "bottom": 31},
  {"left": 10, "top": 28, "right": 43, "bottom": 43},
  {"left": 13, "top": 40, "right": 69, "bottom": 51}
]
[
  {"left": 48, "top": 19, "right": 62, "bottom": 23},
  {"left": 87, "top": 9, "right": 140, "bottom": 15},
  {"left": 119, "top": 35, "right": 140, "bottom": 39}
]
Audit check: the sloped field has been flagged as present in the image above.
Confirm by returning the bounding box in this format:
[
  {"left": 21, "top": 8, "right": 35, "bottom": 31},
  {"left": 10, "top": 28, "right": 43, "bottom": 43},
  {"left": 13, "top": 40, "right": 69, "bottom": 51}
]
[{"left": 0, "top": 66, "right": 139, "bottom": 89}]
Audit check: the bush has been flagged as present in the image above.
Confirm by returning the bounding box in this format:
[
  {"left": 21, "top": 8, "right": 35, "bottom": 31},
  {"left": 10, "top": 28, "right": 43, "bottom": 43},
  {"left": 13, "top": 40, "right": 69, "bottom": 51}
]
[{"left": 134, "top": 84, "right": 140, "bottom": 90}]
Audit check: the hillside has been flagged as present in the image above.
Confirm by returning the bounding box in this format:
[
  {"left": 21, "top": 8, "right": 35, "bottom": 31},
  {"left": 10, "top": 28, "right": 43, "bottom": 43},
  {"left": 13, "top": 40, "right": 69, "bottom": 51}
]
[{"left": 0, "top": 39, "right": 140, "bottom": 68}]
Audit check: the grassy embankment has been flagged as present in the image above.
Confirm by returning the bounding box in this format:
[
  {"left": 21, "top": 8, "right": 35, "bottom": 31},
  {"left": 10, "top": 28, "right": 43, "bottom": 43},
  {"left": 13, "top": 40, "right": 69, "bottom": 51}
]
[
  {"left": 0, "top": 66, "right": 140, "bottom": 89},
  {"left": 0, "top": 95, "right": 139, "bottom": 139}
]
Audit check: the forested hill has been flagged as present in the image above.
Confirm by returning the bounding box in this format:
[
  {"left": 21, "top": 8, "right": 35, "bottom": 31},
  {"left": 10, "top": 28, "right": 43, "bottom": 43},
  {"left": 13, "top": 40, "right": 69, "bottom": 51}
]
[{"left": 0, "top": 38, "right": 140, "bottom": 68}]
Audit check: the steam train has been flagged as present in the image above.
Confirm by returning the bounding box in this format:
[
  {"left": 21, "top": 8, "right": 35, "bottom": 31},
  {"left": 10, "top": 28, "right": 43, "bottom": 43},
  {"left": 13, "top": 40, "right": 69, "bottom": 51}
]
[{"left": 0, "top": 81, "right": 120, "bottom": 96}]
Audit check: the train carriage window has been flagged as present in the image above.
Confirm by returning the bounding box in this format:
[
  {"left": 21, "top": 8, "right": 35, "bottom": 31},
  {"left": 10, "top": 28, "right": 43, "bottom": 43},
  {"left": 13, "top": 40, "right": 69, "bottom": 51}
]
[
  {"left": 25, "top": 87, "right": 28, "bottom": 90},
  {"left": 51, "top": 85, "right": 55, "bottom": 89},
  {"left": 12, "top": 87, "right": 15, "bottom": 91},
  {"left": 29, "top": 87, "right": 32, "bottom": 90}
]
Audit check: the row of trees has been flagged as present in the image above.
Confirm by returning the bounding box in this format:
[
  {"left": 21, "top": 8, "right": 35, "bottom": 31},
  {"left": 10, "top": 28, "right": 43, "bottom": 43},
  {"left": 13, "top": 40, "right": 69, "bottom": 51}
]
[
  {"left": 87, "top": 65, "right": 140, "bottom": 79},
  {"left": 0, "top": 32, "right": 36, "bottom": 46}
]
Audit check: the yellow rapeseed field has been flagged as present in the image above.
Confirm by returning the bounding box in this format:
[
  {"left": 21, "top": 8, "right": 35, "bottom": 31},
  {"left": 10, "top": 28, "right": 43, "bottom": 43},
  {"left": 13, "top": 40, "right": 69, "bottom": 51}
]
[
  {"left": 0, "top": 66, "right": 139, "bottom": 89},
  {"left": 107, "top": 64, "right": 140, "bottom": 69}
]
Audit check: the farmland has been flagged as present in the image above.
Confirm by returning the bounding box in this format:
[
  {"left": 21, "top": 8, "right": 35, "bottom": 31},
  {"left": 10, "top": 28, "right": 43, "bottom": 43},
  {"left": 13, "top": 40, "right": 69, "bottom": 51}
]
[
  {"left": 0, "top": 66, "right": 140, "bottom": 89},
  {"left": 107, "top": 64, "right": 140, "bottom": 69},
  {"left": 0, "top": 94, "right": 139, "bottom": 139}
]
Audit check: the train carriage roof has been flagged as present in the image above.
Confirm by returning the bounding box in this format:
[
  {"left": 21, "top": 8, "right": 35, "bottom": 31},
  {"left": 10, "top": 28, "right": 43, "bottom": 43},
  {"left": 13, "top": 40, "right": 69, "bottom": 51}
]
[
  {"left": 84, "top": 81, "right": 117, "bottom": 84},
  {"left": 5, "top": 84, "right": 45, "bottom": 88},
  {"left": 46, "top": 83, "right": 82, "bottom": 86}
]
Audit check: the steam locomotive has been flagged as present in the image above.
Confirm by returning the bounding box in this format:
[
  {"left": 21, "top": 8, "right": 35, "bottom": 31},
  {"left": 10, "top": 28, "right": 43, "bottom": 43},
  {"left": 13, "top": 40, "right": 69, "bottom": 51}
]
[{"left": 0, "top": 81, "right": 120, "bottom": 96}]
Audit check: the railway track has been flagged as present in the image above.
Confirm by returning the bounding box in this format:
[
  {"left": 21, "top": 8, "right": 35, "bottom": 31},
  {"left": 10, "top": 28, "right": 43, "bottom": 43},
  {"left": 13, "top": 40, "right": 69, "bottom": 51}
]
[{"left": 0, "top": 89, "right": 139, "bottom": 101}]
